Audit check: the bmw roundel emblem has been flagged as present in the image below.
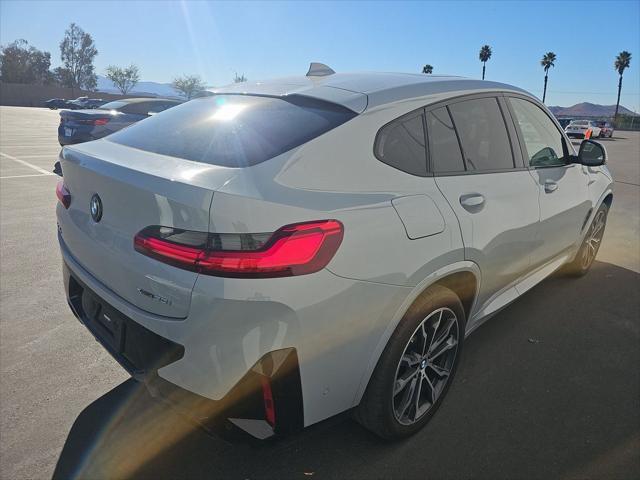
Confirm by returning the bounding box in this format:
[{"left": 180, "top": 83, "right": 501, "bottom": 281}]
[{"left": 90, "top": 194, "right": 103, "bottom": 222}]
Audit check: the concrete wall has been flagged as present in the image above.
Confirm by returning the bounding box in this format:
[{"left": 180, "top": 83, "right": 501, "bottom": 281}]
[{"left": 0, "top": 82, "right": 154, "bottom": 107}]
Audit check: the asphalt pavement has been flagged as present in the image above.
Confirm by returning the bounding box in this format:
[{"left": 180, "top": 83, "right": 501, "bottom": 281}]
[{"left": 1, "top": 106, "right": 638, "bottom": 479}]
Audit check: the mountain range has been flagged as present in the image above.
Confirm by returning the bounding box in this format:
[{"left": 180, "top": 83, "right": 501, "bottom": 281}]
[
  {"left": 548, "top": 102, "right": 638, "bottom": 117},
  {"left": 96, "top": 75, "right": 179, "bottom": 98}
]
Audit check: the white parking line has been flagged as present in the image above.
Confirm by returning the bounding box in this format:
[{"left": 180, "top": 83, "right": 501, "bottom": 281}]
[
  {"left": 0, "top": 173, "right": 56, "bottom": 179},
  {"left": 0, "top": 152, "right": 54, "bottom": 176}
]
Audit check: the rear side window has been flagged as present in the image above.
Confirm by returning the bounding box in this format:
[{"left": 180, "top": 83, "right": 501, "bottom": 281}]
[
  {"left": 426, "top": 107, "right": 465, "bottom": 173},
  {"left": 448, "top": 97, "right": 514, "bottom": 171},
  {"left": 107, "top": 95, "right": 356, "bottom": 167},
  {"left": 375, "top": 113, "right": 427, "bottom": 176}
]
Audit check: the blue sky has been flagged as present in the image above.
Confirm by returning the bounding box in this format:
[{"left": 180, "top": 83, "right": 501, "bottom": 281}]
[{"left": 1, "top": 0, "right": 639, "bottom": 110}]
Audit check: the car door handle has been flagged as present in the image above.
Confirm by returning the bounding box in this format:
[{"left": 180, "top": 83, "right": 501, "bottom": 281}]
[
  {"left": 544, "top": 181, "right": 558, "bottom": 193},
  {"left": 460, "top": 193, "right": 485, "bottom": 210}
]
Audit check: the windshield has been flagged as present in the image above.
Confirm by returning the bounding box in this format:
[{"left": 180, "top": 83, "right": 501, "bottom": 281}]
[{"left": 107, "top": 94, "right": 357, "bottom": 167}]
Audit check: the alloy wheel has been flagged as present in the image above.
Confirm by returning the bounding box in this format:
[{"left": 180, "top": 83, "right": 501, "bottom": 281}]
[
  {"left": 581, "top": 209, "right": 606, "bottom": 269},
  {"left": 392, "top": 307, "right": 459, "bottom": 425}
]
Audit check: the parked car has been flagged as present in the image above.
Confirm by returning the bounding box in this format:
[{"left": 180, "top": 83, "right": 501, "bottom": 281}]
[
  {"left": 565, "top": 120, "right": 602, "bottom": 139},
  {"left": 58, "top": 98, "right": 182, "bottom": 146},
  {"left": 556, "top": 118, "right": 574, "bottom": 129},
  {"left": 65, "top": 96, "right": 90, "bottom": 109},
  {"left": 56, "top": 71, "right": 613, "bottom": 440},
  {"left": 45, "top": 98, "right": 70, "bottom": 110},
  {"left": 594, "top": 120, "right": 614, "bottom": 138}
]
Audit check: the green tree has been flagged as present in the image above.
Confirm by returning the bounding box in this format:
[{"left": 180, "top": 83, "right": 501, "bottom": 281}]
[
  {"left": 422, "top": 64, "right": 433, "bottom": 74},
  {"left": 171, "top": 74, "right": 206, "bottom": 99},
  {"left": 0, "top": 39, "right": 52, "bottom": 84},
  {"left": 614, "top": 51, "right": 632, "bottom": 125},
  {"left": 479, "top": 45, "right": 492, "bottom": 80},
  {"left": 106, "top": 64, "right": 140, "bottom": 94},
  {"left": 52, "top": 66, "right": 73, "bottom": 87},
  {"left": 233, "top": 72, "right": 247, "bottom": 83},
  {"left": 59, "top": 23, "right": 98, "bottom": 91},
  {"left": 540, "top": 52, "right": 556, "bottom": 103}
]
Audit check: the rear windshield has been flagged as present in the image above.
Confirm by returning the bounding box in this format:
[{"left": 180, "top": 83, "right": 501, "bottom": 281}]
[
  {"left": 570, "top": 121, "right": 588, "bottom": 126},
  {"left": 99, "top": 100, "right": 129, "bottom": 110},
  {"left": 107, "top": 94, "right": 357, "bottom": 167}
]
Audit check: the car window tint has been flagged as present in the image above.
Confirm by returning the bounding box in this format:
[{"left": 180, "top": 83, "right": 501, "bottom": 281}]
[
  {"left": 121, "top": 102, "right": 155, "bottom": 115},
  {"left": 107, "top": 95, "right": 357, "bottom": 167},
  {"left": 448, "top": 97, "right": 514, "bottom": 171},
  {"left": 427, "top": 107, "right": 464, "bottom": 173},
  {"left": 509, "top": 98, "right": 566, "bottom": 167},
  {"left": 147, "top": 102, "right": 175, "bottom": 113},
  {"left": 375, "top": 114, "right": 427, "bottom": 176}
]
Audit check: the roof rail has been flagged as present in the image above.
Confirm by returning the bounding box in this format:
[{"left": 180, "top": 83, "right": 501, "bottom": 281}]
[{"left": 306, "top": 62, "right": 335, "bottom": 77}]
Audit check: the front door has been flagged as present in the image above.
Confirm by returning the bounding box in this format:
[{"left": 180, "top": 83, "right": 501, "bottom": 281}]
[{"left": 506, "top": 96, "right": 591, "bottom": 266}]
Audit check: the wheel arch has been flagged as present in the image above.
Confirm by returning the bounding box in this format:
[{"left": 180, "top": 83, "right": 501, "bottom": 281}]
[{"left": 353, "top": 261, "right": 480, "bottom": 406}]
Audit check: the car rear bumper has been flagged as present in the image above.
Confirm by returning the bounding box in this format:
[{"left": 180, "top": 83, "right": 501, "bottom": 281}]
[
  {"left": 58, "top": 229, "right": 411, "bottom": 429},
  {"left": 62, "top": 256, "right": 305, "bottom": 438}
]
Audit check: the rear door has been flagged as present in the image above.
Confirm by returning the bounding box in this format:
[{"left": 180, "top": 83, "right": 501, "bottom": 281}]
[
  {"left": 506, "top": 96, "right": 591, "bottom": 266},
  {"left": 430, "top": 95, "right": 540, "bottom": 311}
]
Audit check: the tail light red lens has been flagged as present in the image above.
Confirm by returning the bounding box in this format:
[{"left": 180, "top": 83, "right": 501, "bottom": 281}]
[
  {"left": 260, "top": 375, "right": 276, "bottom": 427},
  {"left": 73, "top": 118, "right": 110, "bottom": 126},
  {"left": 56, "top": 180, "right": 71, "bottom": 209},
  {"left": 134, "top": 220, "right": 344, "bottom": 278}
]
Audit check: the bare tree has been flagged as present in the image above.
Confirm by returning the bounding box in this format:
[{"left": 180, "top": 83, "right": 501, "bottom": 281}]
[
  {"left": 106, "top": 64, "right": 140, "bottom": 95},
  {"left": 172, "top": 74, "right": 206, "bottom": 100},
  {"left": 233, "top": 72, "right": 247, "bottom": 83},
  {"left": 422, "top": 64, "right": 433, "bottom": 74},
  {"left": 59, "top": 23, "right": 98, "bottom": 91}
]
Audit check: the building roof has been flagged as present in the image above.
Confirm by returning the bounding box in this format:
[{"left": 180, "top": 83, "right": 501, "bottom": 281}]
[{"left": 210, "top": 72, "right": 530, "bottom": 113}]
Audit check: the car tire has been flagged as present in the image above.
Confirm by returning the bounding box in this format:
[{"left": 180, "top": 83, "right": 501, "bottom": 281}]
[
  {"left": 356, "top": 285, "right": 465, "bottom": 440},
  {"left": 562, "top": 203, "right": 609, "bottom": 276}
]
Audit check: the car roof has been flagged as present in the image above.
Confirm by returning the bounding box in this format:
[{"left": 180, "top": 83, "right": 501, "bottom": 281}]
[{"left": 210, "top": 71, "right": 531, "bottom": 112}]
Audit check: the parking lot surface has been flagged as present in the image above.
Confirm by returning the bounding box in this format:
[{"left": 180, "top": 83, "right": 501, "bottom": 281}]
[{"left": 1, "top": 106, "right": 639, "bottom": 479}]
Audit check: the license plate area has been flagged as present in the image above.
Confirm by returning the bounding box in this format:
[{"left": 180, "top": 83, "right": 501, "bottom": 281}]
[
  {"left": 81, "top": 291, "right": 125, "bottom": 352},
  {"left": 65, "top": 264, "right": 185, "bottom": 377}
]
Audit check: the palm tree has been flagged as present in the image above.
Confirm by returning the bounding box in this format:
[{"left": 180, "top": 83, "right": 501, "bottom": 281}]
[
  {"left": 422, "top": 64, "right": 433, "bottom": 74},
  {"left": 614, "top": 51, "right": 632, "bottom": 125},
  {"left": 479, "top": 45, "right": 492, "bottom": 80},
  {"left": 540, "top": 52, "right": 556, "bottom": 103}
]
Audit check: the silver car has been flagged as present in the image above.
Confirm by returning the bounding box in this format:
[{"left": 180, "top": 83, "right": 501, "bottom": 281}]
[{"left": 56, "top": 69, "right": 613, "bottom": 440}]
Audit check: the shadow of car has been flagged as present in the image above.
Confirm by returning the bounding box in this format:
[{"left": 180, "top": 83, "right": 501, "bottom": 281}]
[{"left": 53, "top": 260, "right": 640, "bottom": 480}]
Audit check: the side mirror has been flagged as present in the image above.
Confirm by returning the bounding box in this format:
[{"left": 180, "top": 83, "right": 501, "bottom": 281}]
[{"left": 577, "top": 139, "right": 606, "bottom": 167}]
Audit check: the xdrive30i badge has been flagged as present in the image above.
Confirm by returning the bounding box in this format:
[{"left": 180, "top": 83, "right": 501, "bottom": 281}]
[
  {"left": 137, "top": 288, "right": 172, "bottom": 305},
  {"left": 90, "top": 194, "right": 102, "bottom": 222}
]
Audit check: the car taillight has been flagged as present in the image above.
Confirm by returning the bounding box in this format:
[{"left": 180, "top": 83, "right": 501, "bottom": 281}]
[
  {"left": 56, "top": 180, "right": 71, "bottom": 208},
  {"left": 133, "top": 220, "right": 344, "bottom": 278},
  {"left": 260, "top": 376, "right": 276, "bottom": 427},
  {"left": 75, "top": 118, "right": 110, "bottom": 126}
]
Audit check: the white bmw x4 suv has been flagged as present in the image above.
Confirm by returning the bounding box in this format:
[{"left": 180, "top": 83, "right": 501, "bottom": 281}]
[{"left": 56, "top": 69, "right": 613, "bottom": 440}]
